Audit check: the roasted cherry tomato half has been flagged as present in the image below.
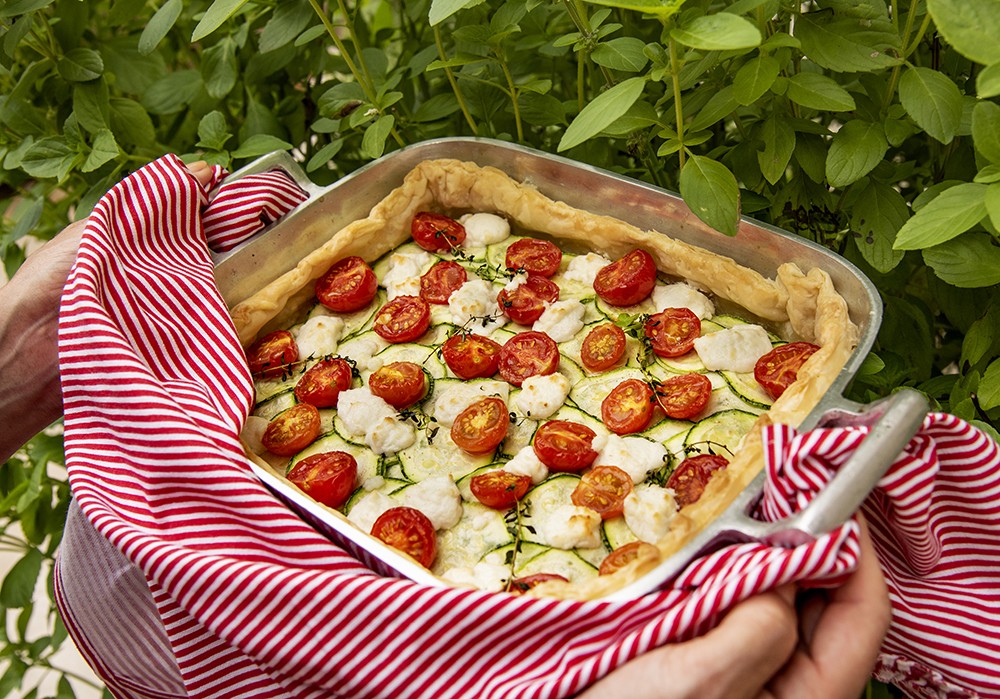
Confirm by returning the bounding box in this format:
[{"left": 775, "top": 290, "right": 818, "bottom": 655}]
[
  {"left": 601, "top": 378, "right": 656, "bottom": 435},
  {"left": 571, "top": 465, "right": 633, "bottom": 519},
  {"left": 451, "top": 397, "right": 510, "bottom": 455},
  {"left": 419, "top": 260, "right": 468, "bottom": 305},
  {"left": 371, "top": 506, "right": 437, "bottom": 568},
  {"left": 504, "top": 238, "right": 562, "bottom": 277},
  {"left": 315, "top": 256, "right": 378, "bottom": 313},
  {"left": 599, "top": 541, "right": 660, "bottom": 576},
  {"left": 470, "top": 470, "right": 532, "bottom": 510},
  {"left": 411, "top": 211, "right": 465, "bottom": 252},
  {"left": 246, "top": 330, "right": 298, "bottom": 379},
  {"left": 593, "top": 249, "right": 657, "bottom": 307},
  {"left": 754, "top": 341, "right": 820, "bottom": 400},
  {"left": 667, "top": 453, "right": 729, "bottom": 507},
  {"left": 497, "top": 274, "right": 560, "bottom": 326},
  {"left": 287, "top": 451, "right": 358, "bottom": 509},
  {"left": 580, "top": 323, "right": 627, "bottom": 372},
  {"left": 653, "top": 372, "right": 712, "bottom": 420},
  {"left": 373, "top": 295, "right": 431, "bottom": 343},
  {"left": 368, "top": 361, "right": 428, "bottom": 409},
  {"left": 261, "top": 403, "right": 321, "bottom": 456},
  {"left": 644, "top": 308, "right": 701, "bottom": 358},
  {"left": 441, "top": 333, "right": 502, "bottom": 380},
  {"left": 498, "top": 331, "right": 560, "bottom": 387},
  {"left": 508, "top": 573, "right": 569, "bottom": 595},
  {"left": 532, "top": 419, "right": 598, "bottom": 472},
  {"left": 294, "top": 357, "right": 353, "bottom": 408}
]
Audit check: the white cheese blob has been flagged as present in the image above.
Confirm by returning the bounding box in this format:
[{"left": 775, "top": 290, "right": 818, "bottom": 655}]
[
  {"left": 652, "top": 282, "right": 715, "bottom": 320},
  {"left": 347, "top": 490, "right": 397, "bottom": 533},
  {"left": 441, "top": 561, "right": 511, "bottom": 592},
  {"left": 534, "top": 505, "right": 602, "bottom": 550},
  {"left": 501, "top": 271, "right": 528, "bottom": 295},
  {"left": 382, "top": 249, "right": 436, "bottom": 300},
  {"left": 336, "top": 334, "right": 388, "bottom": 373},
  {"left": 449, "top": 279, "right": 507, "bottom": 333},
  {"left": 693, "top": 324, "right": 774, "bottom": 373},
  {"left": 366, "top": 415, "right": 417, "bottom": 455},
  {"left": 398, "top": 474, "right": 464, "bottom": 530},
  {"left": 501, "top": 446, "right": 549, "bottom": 484},
  {"left": 433, "top": 381, "right": 510, "bottom": 426},
  {"left": 294, "top": 315, "right": 346, "bottom": 360},
  {"left": 594, "top": 434, "right": 669, "bottom": 484},
  {"left": 514, "top": 372, "right": 571, "bottom": 420},
  {"left": 563, "top": 252, "right": 610, "bottom": 286},
  {"left": 623, "top": 485, "right": 678, "bottom": 544},
  {"left": 532, "top": 299, "right": 585, "bottom": 343},
  {"left": 337, "top": 387, "right": 416, "bottom": 455},
  {"left": 459, "top": 213, "right": 511, "bottom": 247}
]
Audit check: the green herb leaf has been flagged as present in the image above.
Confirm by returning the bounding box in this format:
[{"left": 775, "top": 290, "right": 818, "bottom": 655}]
[
  {"left": 579, "top": 0, "right": 684, "bottom": 16},
  {"left": 138, "top": 0, "right": 181, "bottom": 55},
  {"left": 670, "top": 13, "right": 761, "bottom": 51},
  {"left": 429, "top": 0, "right": 480, "bottom": 25},
  {"left": 973, "top": 101, "right": 1000, "bottom": 164},
  {"left": 232, "top": 134, "right": 294, "bottom": 159},
  {"left": 895, "top": 183, "right": 987, "bottom": 250},
  {"left": 679, "top": 155, "right": 740, "bottom": 236},
  {"left": 927, "top": 0, "right": 1000, "bottom": 66},
  {"left": 733, "top": 55, "right": 780, "bottom": 105},
  {"left": 784, "top": 72, "right": 856, "bottom": 112},
  {"left": 0, "top": 549, "right": 42, "bottom": 608},
  {"left": 259, "top": 1, "right": 314, "bottom": 53},
  {"left": 922, "top": 233, "right": 1000, "bottom": 288},
  {"left": 141, "top": 69, "right": 204, "bottom": 115},
  {"left": 82, "top": 128, "right": 119, "bottom": 173},
  {"left": 757, "top": 117, "right": 795, "bottom": 185},
  {"left": 591, "top": 37, "right": 649, "bottom": 72},
  {"left": 850, "top": 180, "right": 907, "bottom": 273},
  {"left": 192, "top": 0, "right": 250, "bottom": 41},
  {"left": 795, "top": 13, "right": 900, "bottom": 73},
  {"left": 197, "top": 110, "right": 232, "bottom": 151},
  {"left": 898, "top": 67, "right": 963, "bottom": 145},
  {"left": 202, "top": 39, "right": 239, "bottom": 99},
  {"left": 979, "top": 358, "right": 1000, "bottom": 412},
  {"left": 360, "top": 114, "right": 395, "bottom": 159},
  {"left": 961, "top": 306, "right": 1000, "bottom": 369},
  {"left": 825, "top": 120, "right": 888, "bottom": 188},
  {"left": 976, "top": 62, "right": 1000, "bottom": 99},
  {"left": 0, "top": 0, "right": 54, "bottom": 18},
  {"left": 57, "top": 47, "right": 104, "bottom": 82},
  {"left": 558, "top": 77, "right": 645, "bottom": 151}
]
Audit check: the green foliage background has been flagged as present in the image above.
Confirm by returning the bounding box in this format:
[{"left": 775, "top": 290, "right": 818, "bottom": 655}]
[{"left": 2, "top": 0, "right": 998, "bottom": 695}]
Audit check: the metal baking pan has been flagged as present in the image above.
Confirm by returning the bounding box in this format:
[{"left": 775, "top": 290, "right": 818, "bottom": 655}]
[{"left": 214, "top": 137, "right": 928, "bottom": 599}]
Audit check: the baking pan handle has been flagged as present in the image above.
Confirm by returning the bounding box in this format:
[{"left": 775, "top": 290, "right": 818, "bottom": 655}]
[{"left": 222, "top": 150, "right": 324, "bottom": 199}]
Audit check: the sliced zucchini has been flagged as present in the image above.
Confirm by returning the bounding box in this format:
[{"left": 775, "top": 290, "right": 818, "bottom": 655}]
[
  {"left": 343, "top": 476, "right": 409, "bottom": 514},
  {"left": 337, "top": 290, "right": 387, "bottom": 341},
  {"left": 515, "top": 548, "right": 599, "bottom": 583},
  {"left": 398, "top": 429, "right": 494, "bottom": 482},
  {"left": 568, "top": 366, "right": 647, "bottom": 420},
  {"left": 520, "top": 473, "right": 581, "bottom": 546},
  {"left": 602, "top": 515, "right": 639, "bottom": 552},
  {"left": 721, "top": 370, "right": 773, "bottom": 411},
  {"left": 685, "top": 408, "right": 760, "bottom": 456},
  {"left": 481, "top": 541, "right": 548, "bottom": 571},
  {"left": 374, "top": 342, "right": 447, "bottom": 379},
  {"left": 432, "top": 502, "right": 513, "bottom": 575},
  {"left": 253, "top": 389, "right": 297, "bottom": 419}
]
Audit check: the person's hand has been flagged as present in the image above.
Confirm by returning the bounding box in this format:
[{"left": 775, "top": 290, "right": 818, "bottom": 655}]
[{"left": 577, "top": 519, "right": 889, "bottom": 699}]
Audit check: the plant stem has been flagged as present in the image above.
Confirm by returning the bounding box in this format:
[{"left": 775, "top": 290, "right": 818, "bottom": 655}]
[
  {"left": 497, "top": 52, "right": 524, "bottom": 142},
  {"left": 668, "top": 38, "right": 685, "bottom": 170},
  {"left": 432, "top": 25, "right": 479, "bottom": 135},
  {"left": 882, "top": 0, "right": 924, "bottom": 111}
]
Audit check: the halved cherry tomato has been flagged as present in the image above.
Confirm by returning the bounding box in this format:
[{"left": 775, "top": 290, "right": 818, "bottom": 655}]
[
  {"left": 451, "top": 397, "right": 510, "bottom": 455},
  {"left": 373, "top": 295, "right": 431, "bottom": 343},
  {"left": 368, "top": 361, "right": 428, "bottom": 409},
  {"left": 411, "top": 211, "right": 465, "bottom": 252},
  {"left": 441, "top": 333, "right": 502, "bottom": 379},
  {"left": 371, "top": 506, "right": 437, "bottom": 568},
  {"left": 653, "top": 373, "right": 712, "bottom": 420},
  {"left": 287, "top": 451, "right": 358, "bottom": 509},
  {"left": 754, "top": 341, "right": 820, "bottom": 400},
  {"left": 508, "top": 573, "right": 569, "bottom": 595},
  {"left": 667, "top": 453, "right": 729, "bottom": 507},
  {"left": 571, "top": 465, "right": 633, "bottom": 519},
  {"left": 580, "top": 323, "right": 626, "bottom": 372},
  {"left": 645, "top": 308, "right": 701, "bottom": 358},
  {"left": 246, "top": 330, "right": 298, "bottom": 379},
  {"left": 294, "top": 358, "right": 353, "bottom": 408},
  {"left": 470, "top": 470, "right": 532, "bottom": 510},
  {"left": 599, "top": 541, "right": 659, "bottom": 576},
  {"left": 498, "top": 331, "right": 560, "bottom": 387},
  {"left": 532, "top": 419, "right": 598, "bottom": 472},
  {"left": 504, "top": 238, "right": 562, "bottom": 277},
  {"left": 262, "top": 403, "right": 321, "bottom": 456},
  {"left": 315, "top": 256, "right": 378, "bottom": 312},
  {"left": 497, "top": 274, "right": 560, "bottom": 325},
  {"left": 420, "top": 260, "right": 468, "bottom": 304},
  {"left": 601, "top": 378, "right": 656, "bottom": 435},
  {"left": 593, "top": 249, "right": 657, "bottom": 307}
]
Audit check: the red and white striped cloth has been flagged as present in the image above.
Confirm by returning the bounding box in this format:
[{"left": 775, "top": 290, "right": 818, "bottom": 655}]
[{"left": 56, "top": 154, "right": 1000, "bottom": 699}]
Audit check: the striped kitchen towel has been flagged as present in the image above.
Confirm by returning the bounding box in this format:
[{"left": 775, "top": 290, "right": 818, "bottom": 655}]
[{"left": 57, "top": 154, "right": 1000, "bottom": 699}]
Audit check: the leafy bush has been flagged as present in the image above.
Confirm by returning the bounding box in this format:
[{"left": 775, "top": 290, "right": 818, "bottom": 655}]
[{"left": 1, "top": 0, "right": 997, "bottom": 695}]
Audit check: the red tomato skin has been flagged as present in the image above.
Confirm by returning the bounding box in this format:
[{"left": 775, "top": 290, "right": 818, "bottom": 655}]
[
  {"left": 571, "top": 465, "right": 634, "bottom": 519},
  {"left": 247, "top": 330, "right": 299, "bottom": 379},
  {"left": 667, "top": 453, "right": 729, "bottom": 507},
  {"left": 593, "top": 249, "right": 657, "bottom": 307},
  {"left": 294, "top": 358, "right": 353, "bottom": 408},
  {"left": 315, "top": 256, "right": 378, "bottom": 313},
  {"left": 470, "top": 470, "right": 532, "bottom": 510},
  {"left": 287, "top": 451, "right": 358, "bottom": 509},
  {"left": 411, "top": 212, "right": 466, "bottom": 251},
  {"left": 498, "top": 331, "right": 560, "bottom": 387},
  {"left": 644, "top": 308, "right": 701, "bottom": 358},
  {"left": 754, "top": 341, "right": 821, "bottom": 400},
  {"left": 373, "top": 295, "right": 431, "bottom": 343},
  {"left": 441, "top": 333, "right": 502, "bottom": 379},
  {"left": 653, "top": 372, "right": 712, "bottom": 420},
  {"left": 451, "top": 397, "right": 510, "bottom": 455},
  {"left": 420, "top": 260, "right": 468, "bottom": 304},
  {"left": 368, "top": 361, "right": 428, "bottom": 409},
  {"left": 601, "top": 378, "right": 656, "bottom": 435},
  {"left": 504, "top": 238, "right": 562, "bottom": 277},
  {"left": 532, "top": 419, "right": 599, "bottom": 472},
  {"left": 580, "top": 323, "right": 627, "bottom": 372},
  {"left": 599, "top": 541, "right": 659, "bottom": 576},
  {"left": 371, "top": 506, "right": 437, "bottom": 568},
  {"left": 262, "top": 403, "right": 321, "bottom": 456},
  {"left": 508, "top": 573, "right": 569, "bottom": 595},
  {"left": 497, "top": 274, "right": 560, "bottom": 325}
]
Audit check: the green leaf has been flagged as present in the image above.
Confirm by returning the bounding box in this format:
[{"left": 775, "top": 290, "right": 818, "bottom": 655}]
[
  {"left": 3, "top": 13, "right": 34, "bottom": 58},
  {"left": 102, "top": 37, "right": 167, "bottom": 94},
  {"left": 895, "top": 183, "right": 988, "bottom": 250},
  {"left": 850, "top": 180, "right": 907, "bottom": 273},
  {"left": 0, "top": 0, "right": 53, "bottom": 18},
  {"left": 979, "top": 358, "right": 1000, "bottom": 411},
  {"left": 977, "top": 62, "right": 1000, "bottom": 98},
  {"left": 82, "top": 129, "right": 119, "bottom": 173},
  {"left": 412, "top": 93, "right": 461, "bottom": 123},
  {"left": 360, "top": 114, "right": 395, "bottom": 159},
  {"left": 579, "top": 0, "right": 684, "bottom": 16},
  {"left": 962, "top": 307, "right": 1000, "bottom": 368},
  {"left": 923, "top": 233, "right": 1000, "bottom": 288},
  {"left": 197, "top": 111, "right": 231, "bottom": 151},
  {"left": 202, "top": 39, "right": 238, "bottom": 99},
  {"left": 976, "top": 165, "right": 1000, "bottom": 184},
  {"left": 192, "top": 0, "right": 251, "bottom": 42},
  {"left": 825, "top": 121, "right": 888, "bottom": 188},
  {"left": 306, "top": 139, "right": 344, "bottom": 172},
  {"left": 142, "top": 70, "right": 203, "bottom": 115},
  {"left": 259, "top": 1, "right": 314, "bottom": 53},
  {"left": 898, "top": 67, "right": 962, "bottom": 145},
  {"left": 927, "top": 0, "right": 1000, "bottom": 66},
  {"left": 784, "top": 72, "right": 856, "bottom": 111},
  {"left": 73, "top": 79, "right": 110, "bottom": 133},
  {"left": 688, "top": 85, "right": 739, "bottom": 132},
  {"left": 670, "top": 13, "right": 761, "bottom": 51},
  {"left": 231, "top": 134, "right": 294, "bottom": 159},
  {"left": 757, "top": 117, "right": 795, "bottom": 185},
  {"left": 733, "top": 55, "right": 780, "bottom": 105},
  {"left": 986, "top": 183, "right": 1000, "bottom": 231},
  {"left": 591, "top": 37, "right": 649, "bottom": 72},
  {"left": 57, "top": 47, "right": 103, "bottom": 82},
  {"left": 428, "top": 0, "right": 480, "bottom": 25},
  {"left": 679, "top": 155, "right": 740, "bottom": 236},
  {"left": 109, "top": 97, "right": 156, "bottom": 148},
  {"left": 558, "top": 77, "right": 645, "bottom": 151},
  {"left": 795, "top": 13, "right": 900, "bottom": 72},
  {"left": 973, "top": 101, "right": 1000, "bottom": 164},
  {"left": 21, "top": 138, "right": 79, "bottom": 180},
  {"left": 138, "top": 0, "right": 182, "bottom": 55},
  {"left": 0, "top": 549, "right": 42, "bottom": 608}
]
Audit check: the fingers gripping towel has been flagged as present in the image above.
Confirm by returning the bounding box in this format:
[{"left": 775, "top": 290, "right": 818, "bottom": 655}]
[{"left": 57, "top": 155, "right": 1000, "bottom": 698}]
